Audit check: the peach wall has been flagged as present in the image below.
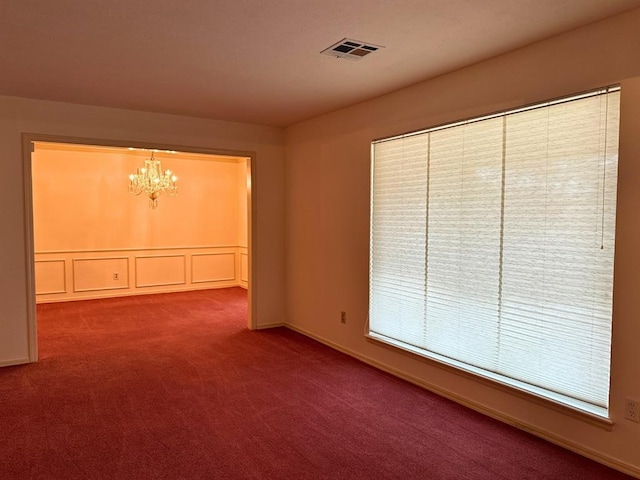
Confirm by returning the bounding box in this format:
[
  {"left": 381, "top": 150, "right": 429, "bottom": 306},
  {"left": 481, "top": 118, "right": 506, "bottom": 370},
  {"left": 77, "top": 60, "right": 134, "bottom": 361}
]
[
  {"left": 0, "top": 97, "right": 284, "bottom": 366},
  {"left": 32, "top": 144, "right": 246, "bottom": 251},
  {"left": 284, "top": 8, "right": 640, "bottom": 476}
]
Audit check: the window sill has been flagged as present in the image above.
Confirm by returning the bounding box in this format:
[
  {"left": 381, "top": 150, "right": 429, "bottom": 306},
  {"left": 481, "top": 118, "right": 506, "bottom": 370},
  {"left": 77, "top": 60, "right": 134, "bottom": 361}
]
[{"left": 365, "top": 332, "right": 614, "bottom": 431}]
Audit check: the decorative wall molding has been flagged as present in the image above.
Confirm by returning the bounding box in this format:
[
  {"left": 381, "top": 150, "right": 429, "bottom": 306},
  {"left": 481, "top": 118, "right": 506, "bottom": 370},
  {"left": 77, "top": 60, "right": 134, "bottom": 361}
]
[
  {"left": 34, "top": 259, "right": 66, "bottom": 295},
  {"left": 240, "top": 252, "right": 249, "bottom": 283},
  {"left": 36, "top": 245, "right": 239, "bottom": 255},
  {"left": 72, "top": 257, "right": 130, "bottom": 293},
  {"left": 35, "top": 246, "right": 245, "bottom": 303},
  {"left": 191, "top": 253, "right": 235, "bottom": 284},
  {"left": 135, "top": 254, "right": 186, "bottom": 288}
]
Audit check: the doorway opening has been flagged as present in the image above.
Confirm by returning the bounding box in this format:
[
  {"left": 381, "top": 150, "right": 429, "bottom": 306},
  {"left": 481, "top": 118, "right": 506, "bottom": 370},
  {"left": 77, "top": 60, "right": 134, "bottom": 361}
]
[{"left": 23, "top": 135, "right": 256, "bottom": 362}]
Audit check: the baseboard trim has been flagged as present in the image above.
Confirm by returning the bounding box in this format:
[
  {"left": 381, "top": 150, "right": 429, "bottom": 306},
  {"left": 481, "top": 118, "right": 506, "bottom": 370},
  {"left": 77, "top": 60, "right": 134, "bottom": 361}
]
[
  {"left": 36, "top": 283, "right": 241, "bottom": 304},
  {"left": 0, "top": 357, "right": 30, "bottom": 367},
  {"left": 284, "top": 323, "right": 640, "bottom": 479},
  {"left": 256, "top": 322, "right": 285, "bottom": 330}
]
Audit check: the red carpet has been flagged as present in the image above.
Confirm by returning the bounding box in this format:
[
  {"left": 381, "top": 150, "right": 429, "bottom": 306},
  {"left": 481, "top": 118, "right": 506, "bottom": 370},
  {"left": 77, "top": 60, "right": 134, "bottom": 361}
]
[{"left": 0, "top": 288, "right": 633, "bottom": 479}]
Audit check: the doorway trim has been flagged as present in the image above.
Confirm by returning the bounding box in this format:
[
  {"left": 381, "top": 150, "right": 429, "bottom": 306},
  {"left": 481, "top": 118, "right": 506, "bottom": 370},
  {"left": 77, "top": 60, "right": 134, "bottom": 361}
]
[{"left": 22, "top": 133, "right": 257, "bottom": 362}]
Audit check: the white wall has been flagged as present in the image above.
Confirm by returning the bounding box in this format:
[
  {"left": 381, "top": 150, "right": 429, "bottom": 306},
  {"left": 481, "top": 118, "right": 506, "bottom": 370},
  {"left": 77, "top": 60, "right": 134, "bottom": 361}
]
[
  {"left": 284, "top": 8, "right": 640, "bottom": 476},
  {"left": 0, "top": 98, "right": 285, "bottom": 365}
]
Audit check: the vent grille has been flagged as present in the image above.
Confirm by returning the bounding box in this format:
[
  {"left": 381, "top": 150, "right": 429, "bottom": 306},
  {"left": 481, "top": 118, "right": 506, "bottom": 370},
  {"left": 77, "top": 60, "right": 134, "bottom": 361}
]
[{"left": 321, "top": 38, "right": 383, "bottom": 60}]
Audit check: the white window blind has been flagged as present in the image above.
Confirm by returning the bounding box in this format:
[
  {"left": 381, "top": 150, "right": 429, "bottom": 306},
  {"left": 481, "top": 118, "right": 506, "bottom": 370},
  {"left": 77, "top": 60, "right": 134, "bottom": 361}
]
[{"left": 369, "top": 88, "right": 620, "bottom": 415}]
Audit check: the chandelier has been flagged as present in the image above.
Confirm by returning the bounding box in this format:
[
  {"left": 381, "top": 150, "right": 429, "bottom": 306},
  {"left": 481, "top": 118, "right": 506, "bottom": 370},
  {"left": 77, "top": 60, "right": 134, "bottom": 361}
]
[{"left": 128, "top": 151, "right": 178, "bottom": 208}]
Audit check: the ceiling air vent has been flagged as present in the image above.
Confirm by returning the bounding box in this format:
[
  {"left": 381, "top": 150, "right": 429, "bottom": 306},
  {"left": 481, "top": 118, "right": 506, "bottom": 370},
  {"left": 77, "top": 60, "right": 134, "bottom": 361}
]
[{"left": 321, "top": 38, "right": 383, "bottom": 60}]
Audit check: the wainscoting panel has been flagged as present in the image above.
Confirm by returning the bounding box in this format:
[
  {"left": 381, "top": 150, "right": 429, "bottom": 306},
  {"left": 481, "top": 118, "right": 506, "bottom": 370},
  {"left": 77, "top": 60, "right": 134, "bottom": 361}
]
[
  {"left": 135, "top": 255, "right": 186, "bottom": 288},
  {"left": 35, "top": 246, "right": 244, "bottom": 303},
  {"left": 192, "top": 253, "right": 235, "bottom": 283},
  {"left": 240, "top": 252, "right": 249, "bottom": 283},
  {"left": 73, "top": 257, "right": 129, "bottom": 292},
  {"left": 34, "top": 259, "right": 66, "bottom": 295}
]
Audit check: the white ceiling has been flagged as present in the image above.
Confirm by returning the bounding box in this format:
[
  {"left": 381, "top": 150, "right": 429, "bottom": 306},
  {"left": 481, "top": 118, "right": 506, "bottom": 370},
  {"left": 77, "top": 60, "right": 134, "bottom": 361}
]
[{"left": 1, "top": 0, "right": 639, "bottom": 127}]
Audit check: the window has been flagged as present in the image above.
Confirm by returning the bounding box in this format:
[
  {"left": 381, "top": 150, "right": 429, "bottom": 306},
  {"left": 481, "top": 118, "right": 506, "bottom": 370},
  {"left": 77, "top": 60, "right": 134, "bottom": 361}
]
[{"left": 369, "top": 87, "right": 620, "bottom": 416}]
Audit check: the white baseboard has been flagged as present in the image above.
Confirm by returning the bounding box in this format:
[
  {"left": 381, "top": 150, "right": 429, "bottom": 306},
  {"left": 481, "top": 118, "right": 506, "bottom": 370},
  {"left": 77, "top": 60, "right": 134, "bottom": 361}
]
[
  {"left": 0, "top": 357, "right": 30, "bottom": 367},
  {"left": 284, "top": 323, "right": 640, "bottom": 479},
  {"left": 36, "top": 283, "right": 241, "bottom": 304},
  {"left": 256, "top": 322, "right": 285, "bottom": 330}
]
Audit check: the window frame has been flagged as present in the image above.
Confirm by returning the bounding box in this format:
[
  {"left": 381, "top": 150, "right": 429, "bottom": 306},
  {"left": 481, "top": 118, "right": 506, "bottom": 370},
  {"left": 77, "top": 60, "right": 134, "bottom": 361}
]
[{"left": 367, "top": 86, "right": 620, "bottom": 421}]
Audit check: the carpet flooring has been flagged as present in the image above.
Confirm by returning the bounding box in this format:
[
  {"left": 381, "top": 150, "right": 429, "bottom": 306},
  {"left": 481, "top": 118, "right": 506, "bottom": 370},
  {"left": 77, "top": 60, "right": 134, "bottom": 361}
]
[{"left": 0, "top": 288, "right": 633, "bottom": 479}]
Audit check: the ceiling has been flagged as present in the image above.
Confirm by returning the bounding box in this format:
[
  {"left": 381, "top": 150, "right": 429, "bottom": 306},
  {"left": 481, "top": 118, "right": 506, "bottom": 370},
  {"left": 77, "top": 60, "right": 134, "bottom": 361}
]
[{"left": 1, "top": 0, "right": 639, "bottom": 127}]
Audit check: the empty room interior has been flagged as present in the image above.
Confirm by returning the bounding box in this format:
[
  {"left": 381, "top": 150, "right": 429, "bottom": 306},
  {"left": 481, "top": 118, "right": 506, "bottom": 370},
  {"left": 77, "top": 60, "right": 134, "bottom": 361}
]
[
  {"left": 30, "top": 142, "right": 250, "bottom": 307},
  {"left": 1, "top": 1, "right": 640, "bottom": 479}
]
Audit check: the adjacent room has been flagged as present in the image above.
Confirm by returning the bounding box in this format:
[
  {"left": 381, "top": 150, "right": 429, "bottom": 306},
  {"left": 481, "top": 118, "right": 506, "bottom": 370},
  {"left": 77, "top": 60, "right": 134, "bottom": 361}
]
[{"left": 31, "top": 142, "right": 249, "bottom": 306}]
